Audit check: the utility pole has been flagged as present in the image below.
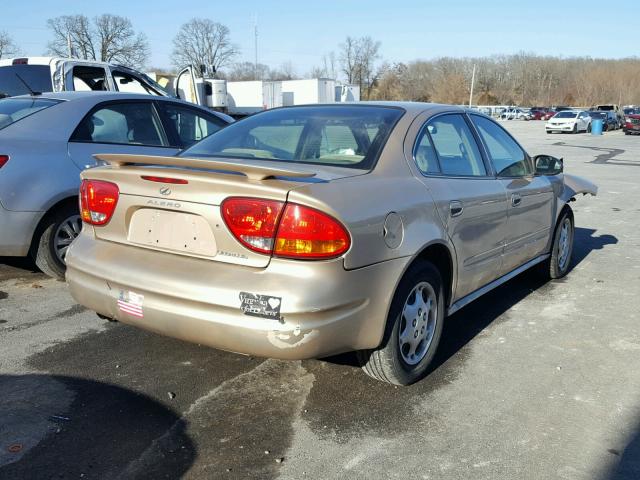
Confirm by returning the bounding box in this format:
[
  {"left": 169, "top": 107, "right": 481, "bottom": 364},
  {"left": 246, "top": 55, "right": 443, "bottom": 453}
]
[{"left": 469, "top": 64, "right": 477, "bottom": 107}]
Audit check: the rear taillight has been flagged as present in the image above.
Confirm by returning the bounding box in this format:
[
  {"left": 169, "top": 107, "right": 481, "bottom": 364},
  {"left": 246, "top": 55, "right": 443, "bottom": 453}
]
[
  {"left": 79, "top": 179, "right": 119, "bottom": 226},
  {"left": 274, "top": 204, "right": 350, "bottom": 259},
  {"left": 0, "top": 155, "right": 8, "bottom": 169},
  {"left": 221, "top": 198, "right": 350, "bottom": 259},
  {"left": 221, "top": 198, "right": 285, "bottom": 254}
]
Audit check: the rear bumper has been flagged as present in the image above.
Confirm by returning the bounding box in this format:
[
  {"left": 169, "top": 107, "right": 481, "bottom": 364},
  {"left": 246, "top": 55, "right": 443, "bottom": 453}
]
[
  {"left": 0, "top": 202, "right": 41, "bottom": 256},
  {"left": 65, "top": 231, "right": 409, "bottom": 360}
]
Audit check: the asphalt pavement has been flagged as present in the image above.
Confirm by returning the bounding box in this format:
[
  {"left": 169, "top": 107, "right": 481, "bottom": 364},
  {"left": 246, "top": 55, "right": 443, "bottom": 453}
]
[{"left": 1, "top": 121, "right": 639, "bottom": 479}]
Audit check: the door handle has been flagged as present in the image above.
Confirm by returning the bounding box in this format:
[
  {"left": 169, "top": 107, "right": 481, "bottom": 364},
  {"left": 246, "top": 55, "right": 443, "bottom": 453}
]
[
  {"left": 511, "top": 194, "right": 522, "bottom": 207},
  {"left": 449, "top": 201, "right": 464, "bottom": 217}
]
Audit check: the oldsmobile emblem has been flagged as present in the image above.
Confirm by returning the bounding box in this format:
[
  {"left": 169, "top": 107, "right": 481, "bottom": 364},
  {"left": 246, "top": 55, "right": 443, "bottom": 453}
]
[{"left": 159, "top": 186, "right": 171, "bottom": 196}]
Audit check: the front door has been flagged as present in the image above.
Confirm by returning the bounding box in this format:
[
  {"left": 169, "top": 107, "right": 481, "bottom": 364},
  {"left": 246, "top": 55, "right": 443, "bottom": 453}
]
[
  {"left": 469, "top": 114, "right": 555, "bottom": 275},
  {"left": 413, "top": 113, "right": 509, "bottom": 300}
]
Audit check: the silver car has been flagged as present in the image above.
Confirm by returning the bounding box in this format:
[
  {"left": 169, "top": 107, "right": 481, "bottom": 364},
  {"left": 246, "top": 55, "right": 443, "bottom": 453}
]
[
  {"left": 65, "top": 103, "right": 597, "bottom": 385},
  {"left": 0, "top": 92, "right": 232, "bottom": 278}
]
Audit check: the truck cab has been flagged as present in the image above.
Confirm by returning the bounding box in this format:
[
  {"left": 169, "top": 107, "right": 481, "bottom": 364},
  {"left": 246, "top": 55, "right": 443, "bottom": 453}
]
[{"left": 0, "top": 57, "right": 170, "bottom": 98}]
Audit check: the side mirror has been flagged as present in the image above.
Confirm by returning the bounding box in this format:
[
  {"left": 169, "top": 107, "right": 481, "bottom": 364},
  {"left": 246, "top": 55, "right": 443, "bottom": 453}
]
[{"left": 535, "top": 155, "right": 563, "bottom": 175}]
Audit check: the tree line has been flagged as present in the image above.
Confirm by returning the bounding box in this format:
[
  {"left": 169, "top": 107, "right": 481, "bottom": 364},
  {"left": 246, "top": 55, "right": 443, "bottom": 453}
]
[{"left": 2, "top": 16, "right": 640, "bottom": 106}]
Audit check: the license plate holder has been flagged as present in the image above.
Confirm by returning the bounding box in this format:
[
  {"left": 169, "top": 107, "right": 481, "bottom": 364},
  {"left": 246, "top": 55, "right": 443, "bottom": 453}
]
[{"left": 128, "top": 208, "right": 217, "bottom": 256}]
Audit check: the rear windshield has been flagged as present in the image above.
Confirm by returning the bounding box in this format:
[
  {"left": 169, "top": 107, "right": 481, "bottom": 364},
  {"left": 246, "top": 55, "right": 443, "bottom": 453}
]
[
  {"left": 0, "top": 65, "right": 53, "bottom": 97},
  {"left": 589, "top": 112, "right": 606, "bottom": 118},
  {"left": 0, "top": 97, "right": 60, "bottom": 130},
  {"left": 181, "top": 105, "right": 404, "bottom": 170},
  {"left": 554, "top": 111, "right": 577, "bottom": 118}
]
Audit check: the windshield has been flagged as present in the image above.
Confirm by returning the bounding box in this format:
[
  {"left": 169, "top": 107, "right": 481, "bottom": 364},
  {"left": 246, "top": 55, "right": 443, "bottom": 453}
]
[
  {"left": 0, "top": 65, "right": 53, "bottom": 97},
  {"left": 0, "top": 97, "right": 61, "bottom": 130},
  {"left": 588, "top": 112, "right": 606, "bottom": 118},
  {"left": 181, "top": 105, "right": 404, "bottom": 170},
  {"left": 554, "top": 111, "right": 577, "bottom": 119}
]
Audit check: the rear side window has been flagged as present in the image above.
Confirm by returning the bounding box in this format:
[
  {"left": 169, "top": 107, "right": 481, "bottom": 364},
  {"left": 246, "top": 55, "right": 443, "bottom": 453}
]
[
  {"left": 71, "top": 102, "right": 168, "bottom": 146},
  {"left": 158, "top": 103, "right": 226, "bottom": 148},
  {"left": 0, "top": 97, "right": 60, "bottom": 130},
  {"left": 426, "top": 114, "right": 486, "bottom": 176},
  {"left": 471, "top": 115, "right": 532, "bottom": 177},
  {"left": 182, "top": 105, "right": 404, "bottom": 170},
  {"left": 413, "top": 125, "right": 440, "bottom": 175}
]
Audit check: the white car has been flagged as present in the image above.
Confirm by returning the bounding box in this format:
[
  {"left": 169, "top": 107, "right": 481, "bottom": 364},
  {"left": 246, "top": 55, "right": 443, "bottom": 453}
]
[
  {"left": 546, "top": 110, "right": 592, "bottom": 134},
  {"left": 500, "top": 108, "right": 531, "bottom": 120}
]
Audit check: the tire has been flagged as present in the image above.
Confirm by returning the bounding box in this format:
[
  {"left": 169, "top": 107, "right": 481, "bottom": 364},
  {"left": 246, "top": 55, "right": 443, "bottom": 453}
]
[
  {"left": 546, "top": 130, "right": 551, "bottom": 134},
  {"left": 33, "top": 204, "right": 82, "bottom": 280},
  {"left": 587, "top": 123, "right": 592, "bottom": 133},
  {"left": 357, "top": 261, "right": 445, "bottom": 385},
  {"left": 541, "top": 208, "right": 574, "bottom": 279},
  {"left": 572, "top": 124, "right": 578, "bottom": 134}
]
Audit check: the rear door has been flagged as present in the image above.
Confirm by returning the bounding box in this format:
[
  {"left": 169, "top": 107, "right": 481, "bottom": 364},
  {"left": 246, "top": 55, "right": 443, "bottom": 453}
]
[
  {"left": 413, "top": 113, "right": 509, "bottom": 299},
  {"left": 469, "top": 114, "right": 554, "bottom": 275},
  {"left": 67, "top": 100, "right": 179, "bottom": 170}
]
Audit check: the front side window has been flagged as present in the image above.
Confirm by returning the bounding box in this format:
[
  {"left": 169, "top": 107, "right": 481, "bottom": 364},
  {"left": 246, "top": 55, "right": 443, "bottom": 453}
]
[
  {"left": 471, "top": 115, "right": 532, "bottom": 177},
  {"left": 71, "top": 102, "right": 167, "bottom": 146},
  {"left": 113, "top": 72, "right": 155, "bottom": 95},
  {"left": 426, "top": 114, "right": 486, "bottom": 176},
  {"left": 182, "top": 106, "right": 404, "bottom": 170},
  {"left": 159, "top": 103, "right": 226, "bottom": 148}
]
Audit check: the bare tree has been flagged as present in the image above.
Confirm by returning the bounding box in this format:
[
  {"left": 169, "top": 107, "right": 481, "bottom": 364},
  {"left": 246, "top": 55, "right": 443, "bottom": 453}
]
[
  {"left": 172, "top": 19, "right": 239, "bottom": 74},
  {"left": 0, "top": 30, "right": 18, "bottom": 59},
  {"left": 339, "top": 36, "right": 381, "bottom": 99},
  {"left": 47, "top": 14, "right": 149, "bottom": 68},
  {"left": 224, "top": 61, "right": 270, "bottom": 81}
]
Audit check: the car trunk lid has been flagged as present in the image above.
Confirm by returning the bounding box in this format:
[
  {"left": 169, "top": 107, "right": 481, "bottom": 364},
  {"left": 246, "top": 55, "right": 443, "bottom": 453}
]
[{"left": 81, "top": 154, "right": 365, "bottom": 268}]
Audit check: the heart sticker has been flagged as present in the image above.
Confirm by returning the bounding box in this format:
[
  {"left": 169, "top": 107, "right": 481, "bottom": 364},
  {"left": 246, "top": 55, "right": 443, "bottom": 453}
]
[{"left": 268, "top": 297, "right": 281, "bottom": 309}]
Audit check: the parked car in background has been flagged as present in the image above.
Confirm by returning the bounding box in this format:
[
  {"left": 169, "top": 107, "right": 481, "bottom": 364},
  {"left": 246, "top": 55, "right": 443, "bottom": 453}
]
[
  {"left": 65, "top": 103, "right": 597, "bottom": 385},
  {"left": 623, "top": 109, "right": 640, "bottom": 135},
  {"left": 543, "top": 109, "right": 557, "bottom": 120},
  {"left": 593, "top": 104, "right": 624, "bottom": 126},
  {"left": 500, "top": 107, "right": 531, "bottom": 120},
  {"left": 546, "top": 110, "right": 592, "bottom": 134},
  {"left": 529, "top": 108, "right": 552, "bottom": 120},
  {"left": 0, "top": 92, "right": 232, "bottom": 278},
  {"left": 587, "top": 111, "right": 613, "bottom": 131}
]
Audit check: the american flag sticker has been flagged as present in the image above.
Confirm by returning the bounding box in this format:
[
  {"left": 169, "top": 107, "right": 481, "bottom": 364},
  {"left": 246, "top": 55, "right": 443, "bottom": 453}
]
[{"left": 117, "top": 290, "right": 144, "bottom": 318}]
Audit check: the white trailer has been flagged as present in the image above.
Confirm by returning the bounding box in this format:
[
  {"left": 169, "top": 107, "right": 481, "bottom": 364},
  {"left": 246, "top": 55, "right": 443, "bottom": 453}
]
[
  {"left": 281, "top": 78, "right": 336, "bottom": 105},
  {"left": 226, "top": 81, "right": 282, "bottom": 115}
]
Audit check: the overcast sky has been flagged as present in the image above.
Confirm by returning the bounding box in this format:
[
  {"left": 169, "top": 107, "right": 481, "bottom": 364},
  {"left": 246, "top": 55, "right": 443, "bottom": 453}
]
[{"left": 1, "top": 0, "right": 638, "bottom": 74}]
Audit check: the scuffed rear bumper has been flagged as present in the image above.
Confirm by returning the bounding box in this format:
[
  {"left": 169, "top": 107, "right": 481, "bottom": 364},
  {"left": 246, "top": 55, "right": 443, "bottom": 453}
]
[{"left": 65, "top": 231, "right": 409, "bottom": 360}]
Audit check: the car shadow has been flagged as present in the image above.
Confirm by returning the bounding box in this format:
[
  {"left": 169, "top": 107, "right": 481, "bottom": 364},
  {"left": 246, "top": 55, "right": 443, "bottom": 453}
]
[
  {"left": 326, "top": 227, "right": 618, "bottom": 373},
  {"left": 0, "top": 373, "right": 195, "bottom": 479},
  {"left": 603, "top": 426, "right": 640, "bottom": 479}
]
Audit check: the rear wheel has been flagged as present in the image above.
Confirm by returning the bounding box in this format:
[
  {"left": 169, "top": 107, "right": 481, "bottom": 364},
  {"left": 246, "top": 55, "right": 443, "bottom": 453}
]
[
  {"left": 358, "top": 261, "right": 444, "bottom": 385},
  {"left": 587, "top": 123, "right": 592, "bottom": 133},
  {"left": 33, "top": 204, "right": 82, "bottom": 280}
]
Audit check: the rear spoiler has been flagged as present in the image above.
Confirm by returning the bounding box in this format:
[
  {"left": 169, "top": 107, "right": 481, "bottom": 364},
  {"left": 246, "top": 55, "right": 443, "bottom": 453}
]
[{"left": 93, "top": 154, "right": 316, "bottom": 182}]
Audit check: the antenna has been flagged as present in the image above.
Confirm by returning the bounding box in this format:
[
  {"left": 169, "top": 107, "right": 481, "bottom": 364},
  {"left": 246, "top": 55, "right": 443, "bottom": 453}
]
[
  {"left": 15, "top": 73, "right": 41, "bottom": 96},
  {"left": 254, "top": 13, "right": 259, "bottom": 80}
]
